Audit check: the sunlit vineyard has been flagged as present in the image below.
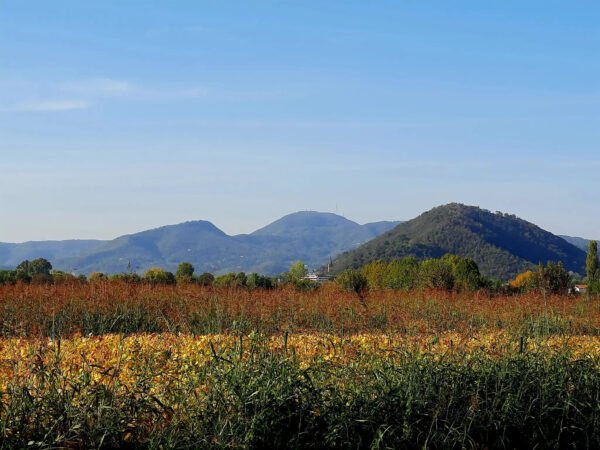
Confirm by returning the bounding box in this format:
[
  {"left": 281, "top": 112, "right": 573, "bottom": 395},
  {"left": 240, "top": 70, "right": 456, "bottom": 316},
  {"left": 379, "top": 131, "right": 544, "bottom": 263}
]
[{"left": 0, "top": 282, "right": 599, "bottom": 448}]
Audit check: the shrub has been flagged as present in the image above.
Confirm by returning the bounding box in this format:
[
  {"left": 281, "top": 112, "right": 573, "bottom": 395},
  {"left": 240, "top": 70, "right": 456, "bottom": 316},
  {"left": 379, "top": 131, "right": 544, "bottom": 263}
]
[
  {"left": 88, "top": 272, "right": 107, "bottom": 283},
  {"left": 143, "top": 268, "right": 176, "bottom": 285},
  {"left": 176, "top": 262, "right": 195, "bottom": 284},
  {"left": 336, "top": 269, "right": 368, "bottom": 295},
  {"left": 197, "top": 272, "right": 215, "bottom": 286}
]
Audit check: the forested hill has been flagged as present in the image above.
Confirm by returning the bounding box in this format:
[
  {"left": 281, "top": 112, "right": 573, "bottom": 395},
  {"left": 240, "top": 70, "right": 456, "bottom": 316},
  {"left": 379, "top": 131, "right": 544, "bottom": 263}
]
[
  {"left": 559, "top": 235, "right": 596, "bottom": 252},
  {"left": 67, "top": 212, "right": 400, "bottom": 275},
  {"left": 0, "top": 212, "right": 400, "bottom": 275},
  {"left": 331, "top": 203, "right": 587, "bottom": 280},
  {"left": 0, "top": 240, "right": 106, "bottom": 270}
]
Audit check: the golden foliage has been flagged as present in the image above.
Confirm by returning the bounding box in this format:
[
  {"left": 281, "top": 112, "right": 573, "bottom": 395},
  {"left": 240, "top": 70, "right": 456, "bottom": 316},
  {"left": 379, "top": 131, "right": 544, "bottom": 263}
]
[
  {"left": 1, "top": 332, "right": 599, "bottom": 397},
  {"left": 511, "top": 270, "right": 534, "bottom": 289}
]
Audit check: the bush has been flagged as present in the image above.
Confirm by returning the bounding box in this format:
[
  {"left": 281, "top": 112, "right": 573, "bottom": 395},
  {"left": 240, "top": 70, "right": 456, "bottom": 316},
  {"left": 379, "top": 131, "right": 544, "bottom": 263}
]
[
  {"left": 214, "top": 272, "right": 247, "bottom": 288},
  {"left": 528, "top": 262, "right": 572, "bottom": 295},
  {"left": 176, "top": 262, "right": 195, "bottom": 284},
  {"left": 52, "top": 271, "right": 79, "bottom": 284},
  {"left": 384, "top": 257, "right": 420, "bottom": 291},
  {"left": 143, "top": 268, "right": 176, "bottom": 285},
  {"left": 336, "top": 269, "right": 368, "bottom": 295},
  {"left": 110, "top": 273, "right": 142, "bottom": 283},
  {"left": 0, "top": 270, "right": 17, "bottom": 285},
  {"left": 88, "top": 272, "right": 107, "bottom": 283},
  {"left": 246, "top": 273, "right": 273, "bottom": 290},
  {"left": 197, "top": 272, "right": 215, "bottom": 286},
  {"left": 420, "top": 258, "right": 455, "bottom": 291}
]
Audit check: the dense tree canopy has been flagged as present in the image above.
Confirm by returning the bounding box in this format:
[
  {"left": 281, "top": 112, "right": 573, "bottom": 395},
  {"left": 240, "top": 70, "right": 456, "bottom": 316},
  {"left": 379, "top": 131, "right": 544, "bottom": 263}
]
[
  {"left": 332, "top": 204, "right": 586, "bottom": 280},
  {"left": 511, "top": 262, "right": 572, "bottom": 295},
  {"left": 337, "top": 255, "right": 486, "bottom": 293},
  {"left": 15, "top": 258, "right": 53, "bottom": 283}
]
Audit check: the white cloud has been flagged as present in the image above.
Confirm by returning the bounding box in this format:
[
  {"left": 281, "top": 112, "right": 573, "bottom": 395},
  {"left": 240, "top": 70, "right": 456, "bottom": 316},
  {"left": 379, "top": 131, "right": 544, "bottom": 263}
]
[
  {"left": 142, "top": 86, "right": 208, "bottom": 99},
  {"left": 0, "top": 78, "right": 208, "bottom": 113},
  {"left": 14, "top": 100, "right": 91, "bottom": 112},
  {"left": 62, "top": 78, "right": 133, "bottom": 95},
  {"left": 62, "top": 78, "right": 207, "bottom": 100}
]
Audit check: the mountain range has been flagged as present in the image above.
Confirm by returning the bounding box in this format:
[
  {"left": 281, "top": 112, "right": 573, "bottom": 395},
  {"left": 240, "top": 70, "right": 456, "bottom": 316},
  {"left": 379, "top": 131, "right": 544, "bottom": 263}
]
[
  {"left": 0, "top": 240, "right": 105, "bottom": 270},
  {"left": 331, "top": 204, "right": 589, "bottom": 280},
  {"left": 0, "top": 212, "right": 401, "bottom": 275},
  {"left": 1, "top": 205, "right": 595, "bottom": 280},
  {"left": 558, "top": 235, "right": 592, "bottom": 252}
]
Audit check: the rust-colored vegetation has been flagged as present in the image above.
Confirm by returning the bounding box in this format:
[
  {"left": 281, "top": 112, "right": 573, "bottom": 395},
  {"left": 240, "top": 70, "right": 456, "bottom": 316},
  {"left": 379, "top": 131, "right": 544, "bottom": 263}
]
[
  {"left": 0, "top": 282, "right": 598, "bottom": 448},
  {"left": 0, "top": 281, "right": 597, "bottom": 338}
]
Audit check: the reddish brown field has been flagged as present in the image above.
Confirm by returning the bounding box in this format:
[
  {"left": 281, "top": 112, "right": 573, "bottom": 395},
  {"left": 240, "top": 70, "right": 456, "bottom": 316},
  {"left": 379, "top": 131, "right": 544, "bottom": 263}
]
[
  {"left": 0, "top": 282, "right": 598, "bottom": 448},
  {"left": 0, "top": 281, "right": 597, "bottom": 338}
]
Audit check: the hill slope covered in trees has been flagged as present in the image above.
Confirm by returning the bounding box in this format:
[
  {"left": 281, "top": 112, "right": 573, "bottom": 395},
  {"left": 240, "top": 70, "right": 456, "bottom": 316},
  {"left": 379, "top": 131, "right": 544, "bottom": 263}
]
[
  {"left": 559, "top": 235, "right": 596, "bottom": 252},
  {"left": 0, "top": 240, "right": 106, "bottom": 270},
  {"left": 331, "top": 204, "right": 586, "bottom": 280},
  {"left": 0, "top": 212, "right": 400, "bottom": 275}
]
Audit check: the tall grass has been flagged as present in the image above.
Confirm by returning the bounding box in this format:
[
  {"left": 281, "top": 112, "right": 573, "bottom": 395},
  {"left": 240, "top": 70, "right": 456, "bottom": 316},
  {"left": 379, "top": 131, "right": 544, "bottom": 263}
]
[
  {"left": 0, "top": 283, "right": 598, "bottom": 448},
  {"left": 0, "top": 282, "right": 597, "bottom": 338},
  {"left": 0, "top": 336, "right": 598, "bottom": 449}
]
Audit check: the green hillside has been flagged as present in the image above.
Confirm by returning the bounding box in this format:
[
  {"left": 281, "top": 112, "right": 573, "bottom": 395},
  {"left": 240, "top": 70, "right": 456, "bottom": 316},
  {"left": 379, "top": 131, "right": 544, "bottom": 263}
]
[
  {"left": 331, "top": 204, "right": 586, "bottom": 280},
  {"left": 560, "top": 235, "right": 596, "bottom": 252},
  {"left": 66, "top": 221, "right": 251, "bottom": 274},
  {"left": 0, "top": 240, "right": 106, "bottom": 270},
  {"left": 9, "top": 212, "right": 399, "bottom": 275}
]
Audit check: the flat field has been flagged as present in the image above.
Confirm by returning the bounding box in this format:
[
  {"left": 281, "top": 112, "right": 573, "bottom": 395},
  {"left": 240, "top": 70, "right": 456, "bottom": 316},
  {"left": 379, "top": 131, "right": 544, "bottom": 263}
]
[{"left": 0, "top": 283, "right": 598, "bottom": 449}]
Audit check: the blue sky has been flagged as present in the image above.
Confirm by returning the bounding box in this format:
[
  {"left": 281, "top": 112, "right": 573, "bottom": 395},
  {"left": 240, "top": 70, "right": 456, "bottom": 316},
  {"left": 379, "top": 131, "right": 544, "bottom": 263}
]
[{"left": 1, "top": 1, "right": 599, "bottom": 242}]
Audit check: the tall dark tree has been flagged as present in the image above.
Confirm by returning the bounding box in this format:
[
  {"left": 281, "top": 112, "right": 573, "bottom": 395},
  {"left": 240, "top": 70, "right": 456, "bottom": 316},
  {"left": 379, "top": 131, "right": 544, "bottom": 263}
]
[{"left": 586, "top": 240, "right": 598, "bottom": 281}]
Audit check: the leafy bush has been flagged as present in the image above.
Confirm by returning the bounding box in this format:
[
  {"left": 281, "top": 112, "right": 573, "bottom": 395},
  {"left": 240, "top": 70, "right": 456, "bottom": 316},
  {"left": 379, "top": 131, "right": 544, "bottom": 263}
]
[
  {"left": 336, "top": 269, "right": 368, "bottom": 295},
  {"left": 143, "top": 267, "right": 176, "bottom": 285}
]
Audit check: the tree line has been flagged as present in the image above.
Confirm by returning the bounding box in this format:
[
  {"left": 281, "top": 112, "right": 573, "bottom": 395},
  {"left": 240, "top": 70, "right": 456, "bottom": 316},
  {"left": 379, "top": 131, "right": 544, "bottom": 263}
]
[
  {"left": 336, "top": 241, "right": 599, "bottom": 296},
  {"left": 0, "top": 259, "right": 308, "bottom": 290},
  {"left": 1, "top": 240, "right": 597, "bottom": 295},
  {"left": 335, "top": 255, "right": 486, "bottom": 295}
]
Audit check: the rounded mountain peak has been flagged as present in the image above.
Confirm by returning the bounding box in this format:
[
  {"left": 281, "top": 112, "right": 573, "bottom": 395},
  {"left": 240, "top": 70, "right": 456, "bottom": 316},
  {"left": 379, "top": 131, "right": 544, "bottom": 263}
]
[{"left": 252, "top": 211, "right": 358, "bottom": 237}]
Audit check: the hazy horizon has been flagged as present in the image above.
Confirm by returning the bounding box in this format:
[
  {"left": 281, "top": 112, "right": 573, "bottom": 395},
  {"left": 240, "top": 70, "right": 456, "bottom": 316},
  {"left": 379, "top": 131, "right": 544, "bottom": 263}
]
[
  {"left": 1, "top": 2, "right": 598, "bottom": 242},
  {"left": 1, "top": 205, "right": 596, "bottom": 245}
]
